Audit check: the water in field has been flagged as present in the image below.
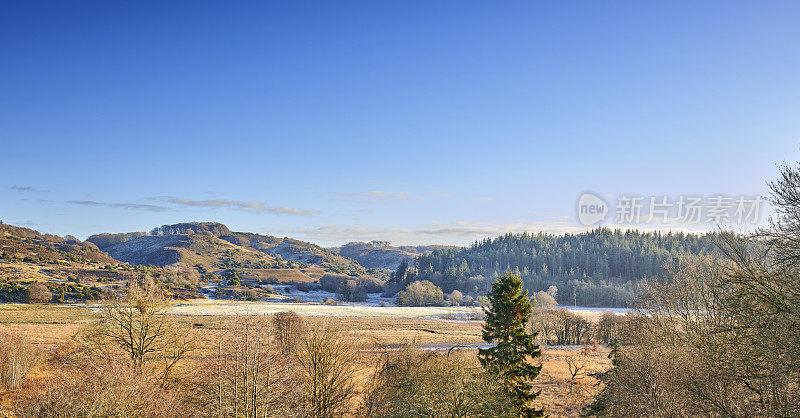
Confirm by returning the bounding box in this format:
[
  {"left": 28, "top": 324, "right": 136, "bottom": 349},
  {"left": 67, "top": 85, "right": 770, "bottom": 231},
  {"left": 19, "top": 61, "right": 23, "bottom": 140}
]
[{"left": 558, "top": 305, "right": 632, "bottom": 315}]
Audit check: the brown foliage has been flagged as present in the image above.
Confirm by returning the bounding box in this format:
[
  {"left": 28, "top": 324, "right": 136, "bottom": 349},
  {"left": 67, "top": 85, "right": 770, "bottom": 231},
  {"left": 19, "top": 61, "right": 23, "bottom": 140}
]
[
  {"left": 296, "top": 324, "right": 357, "bottom": 418},
  {"left": 0, "top": 329, "right": 40, "bottom": 391}
]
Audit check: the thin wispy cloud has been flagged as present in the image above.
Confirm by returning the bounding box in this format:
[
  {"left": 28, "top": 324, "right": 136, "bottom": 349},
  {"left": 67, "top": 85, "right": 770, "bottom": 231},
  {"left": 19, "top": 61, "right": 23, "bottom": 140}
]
[
  {"left": 280, "top": 220, "right": 712, "bottom": 247},
  {"left": 166, "top": 197, "right": 266, "bottom": 212},
  {"left": 268, "top": 206, "right": 319, "bottom": 216},
  {"left": 66, "top": 200, "right": 169, "bottom": 212},
  {"left": 277, "top": 220, "right": 587, "bottom": 246},
  {"left": 9, "top": 185, "right": 46, "bottom": 192},
  {"left": 18, "top": 198, "right": 55, "bottom": 203},
  {"left": 159, "top": 196, "right": 318, "bottom": 216}
]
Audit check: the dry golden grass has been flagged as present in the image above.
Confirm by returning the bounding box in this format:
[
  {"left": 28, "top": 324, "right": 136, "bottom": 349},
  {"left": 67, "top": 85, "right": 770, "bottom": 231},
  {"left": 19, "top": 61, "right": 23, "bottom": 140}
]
[
  {"left": 0, "top": 304, "right": 98, "bottom": 324},
  {"left": 301, "top": 267, "right": 327, "bottom": 280},
  {"left": 0, "top": 304, "right": 610, "bottom": 417},
  {"left": 533, "top": 347, "right": 611, "bottom": 416},
  {"left": 239, "top": 268, "right": 317, "bottom": 282},
  {"left": 0, "top": 263, "right": 52, "bottom": 282}
]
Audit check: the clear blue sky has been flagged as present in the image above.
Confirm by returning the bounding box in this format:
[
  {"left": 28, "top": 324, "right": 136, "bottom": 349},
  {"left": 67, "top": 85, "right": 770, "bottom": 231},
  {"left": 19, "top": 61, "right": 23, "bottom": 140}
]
[{"left": 2, "top": 1, "right": 799, "bottom": 245}]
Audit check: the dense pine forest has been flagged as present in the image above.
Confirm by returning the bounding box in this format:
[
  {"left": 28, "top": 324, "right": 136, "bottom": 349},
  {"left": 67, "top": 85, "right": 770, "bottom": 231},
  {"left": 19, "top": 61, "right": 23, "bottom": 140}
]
[{"left": 414, "top": 228, "right": 723, "bottom": 307}]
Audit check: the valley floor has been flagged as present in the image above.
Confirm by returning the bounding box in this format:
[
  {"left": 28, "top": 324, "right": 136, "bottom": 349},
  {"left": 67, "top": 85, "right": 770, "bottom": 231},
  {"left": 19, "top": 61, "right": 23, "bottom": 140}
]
[
  {"left": 171, "top": 298, "right": 484, "bottom": 318},
  {"left": 0, "top": 302, "right": 612, "bottom": 416}
]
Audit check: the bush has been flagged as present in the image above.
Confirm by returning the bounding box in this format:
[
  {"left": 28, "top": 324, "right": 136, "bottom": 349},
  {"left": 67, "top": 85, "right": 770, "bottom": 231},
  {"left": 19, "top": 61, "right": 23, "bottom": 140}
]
[
  {"left": 28, "top": 283, "right": 53, "bottom": 303},
  {"left": 358, "top": 276, "right": 384, "bottom": 293},
  {"left": 340, "top": 280, "right": 367, "bottom": 302},
  {"left": 160, "top": 266, "right": 200, "bottom": 288},
  {"left": 396, "top": 281, "right": 445, "bottom": 306},
  {"left": 532, "top": 290, "right": 557, "bottom": 309},
  {"left": 362, "top": 346, "right": 516, "bottom": 417},
  {"left": 446, "top": 290, "right": 463, "bottom": 306},
  {"left": 319, "top": 274, "right": 373, "bottom": 302},
  {"left": 529, "top": 308, "right": 592, "bottom": 345},
  {"left": 319, "top": 274, "right": 349, "bottom": 293},
  {"left": 0, "top": 281, "right": 30, "bottom": 303}
]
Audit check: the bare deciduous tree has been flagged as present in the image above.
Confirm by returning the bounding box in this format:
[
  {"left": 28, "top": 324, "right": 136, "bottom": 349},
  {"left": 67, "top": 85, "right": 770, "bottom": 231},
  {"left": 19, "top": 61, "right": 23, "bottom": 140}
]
[
  {"left": 296, "top": 324, "right": 356, "bottom": 418},
  {"left": 208, "top": 315, "right": 290, "bottom": 417},
  {"left": 361, "top": 344, "right": 517, "bottom": 417},
  {"left": 97, "top": 282, "right": 194, "bottom": 380},
  {"left": 0, "top": 329, "right": 40, "bottom": 390},
  {"left": 588, "top": 163, "right": 800, "bottom": 416},
  {"left": 273, "top": 310, "right": 304, "bottom": 357},
  {"left": 565, "top": 355, "right": 585, "bottom": 394}
]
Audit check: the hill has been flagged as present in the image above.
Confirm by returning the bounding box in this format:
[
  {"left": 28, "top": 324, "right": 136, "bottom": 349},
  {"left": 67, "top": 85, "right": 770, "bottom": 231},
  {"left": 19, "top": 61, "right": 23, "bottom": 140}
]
[
  {"left": 0, "top": 223, "right": 116, "bottom": 266},
  {"left": 87, "top": 222, "right": 372, "bottom": 278},
  {"left": 0, "top": 223, "right": 144, "bottom": 302},
  {"left": 333, "top": 241, "right": 456, "bottom": 270},
  {"left": 412, "top": 228, "right": 724, "bottom": 307}
]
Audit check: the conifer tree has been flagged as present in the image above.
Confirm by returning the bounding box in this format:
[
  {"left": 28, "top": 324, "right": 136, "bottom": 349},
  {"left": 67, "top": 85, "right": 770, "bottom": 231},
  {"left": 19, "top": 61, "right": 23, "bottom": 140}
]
[{"left": 478, "top": 272, "right": 543, "bottom": 417}]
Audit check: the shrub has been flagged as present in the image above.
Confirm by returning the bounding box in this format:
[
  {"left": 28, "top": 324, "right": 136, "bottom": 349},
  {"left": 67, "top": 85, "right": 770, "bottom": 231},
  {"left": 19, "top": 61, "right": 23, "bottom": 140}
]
[
  {"left": 320, "top": 274, "right": 374, "bottom": 302},
  {"left": 396, "top": 281, "right": 445, "bottom": 306},
  {"left": 340, "top": 280, "right": 367, "bottom": 302},
  {"left": 362, "top": 346, "right": 516, "bottom": 417},
  {"left": 319, "top": 274, "right": 349, "bottom": 293},
  {"left": 358, "top": 276, "right": 384, "bottom": 293},
  {"left": 529, "top": 308, "right": 592, "bottom": 345},
  {"left": 160, "top": 266, "right": 200, "bottom": 288},
  {"left": 446, "top": 290, "right": 463, "bottom": 306},
  {"left": 0, "top": 281, "right": 30, "bottom": 303},
  {"left": 532, "top": 290, "right": 557, "bottom": 309},
  {"left": 463, "top": 295, "right": 475, "bottom": 306},
  {"left": 28, "top": 283, "right": 53, "bottom": 303}
]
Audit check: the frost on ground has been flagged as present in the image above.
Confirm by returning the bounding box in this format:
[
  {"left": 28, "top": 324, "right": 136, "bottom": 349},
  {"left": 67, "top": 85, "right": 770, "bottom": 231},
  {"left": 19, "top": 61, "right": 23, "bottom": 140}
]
[
  {"left": 169, "top": 299, "right": 483, "bottom": 318},
  {"left": 189, "top": 283, "right": 629, "bottom": 319}
]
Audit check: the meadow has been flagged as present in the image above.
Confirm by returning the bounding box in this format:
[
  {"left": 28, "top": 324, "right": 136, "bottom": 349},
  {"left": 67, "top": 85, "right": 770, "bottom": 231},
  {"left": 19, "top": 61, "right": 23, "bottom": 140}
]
[{"left": 0, "top": 301, "right": 612, "bottom": 417}]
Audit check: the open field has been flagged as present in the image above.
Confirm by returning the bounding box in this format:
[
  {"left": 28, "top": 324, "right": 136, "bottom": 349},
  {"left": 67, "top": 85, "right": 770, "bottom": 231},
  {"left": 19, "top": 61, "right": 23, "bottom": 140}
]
[
  {"left": 0, "top": 301, "right": 612, "bottom": 416},
  {"left": 232, "top": 268, "right": 318, "bottom": 282},
  {"left": 170, "top": 298, "right": 483, "bottom": 318}
]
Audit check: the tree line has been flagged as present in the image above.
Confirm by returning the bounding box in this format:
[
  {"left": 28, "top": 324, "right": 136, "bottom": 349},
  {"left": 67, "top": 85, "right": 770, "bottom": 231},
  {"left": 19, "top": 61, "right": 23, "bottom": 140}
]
[{"left": 414, "top": 228, "right": 723, "bottom": 307}]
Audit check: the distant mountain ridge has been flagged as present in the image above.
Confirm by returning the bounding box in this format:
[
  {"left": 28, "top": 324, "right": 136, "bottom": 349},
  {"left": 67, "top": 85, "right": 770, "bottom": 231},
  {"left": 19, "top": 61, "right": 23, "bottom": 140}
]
[{"left": 332, "top": 240, "right": 457, "bottom": 270}]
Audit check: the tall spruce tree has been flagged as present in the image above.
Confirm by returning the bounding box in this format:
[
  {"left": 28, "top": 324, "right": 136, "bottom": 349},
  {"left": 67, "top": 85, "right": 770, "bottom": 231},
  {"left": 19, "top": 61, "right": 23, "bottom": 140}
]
[{"left": 478, "top": 272, "right": 543, "bottom": 417}]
